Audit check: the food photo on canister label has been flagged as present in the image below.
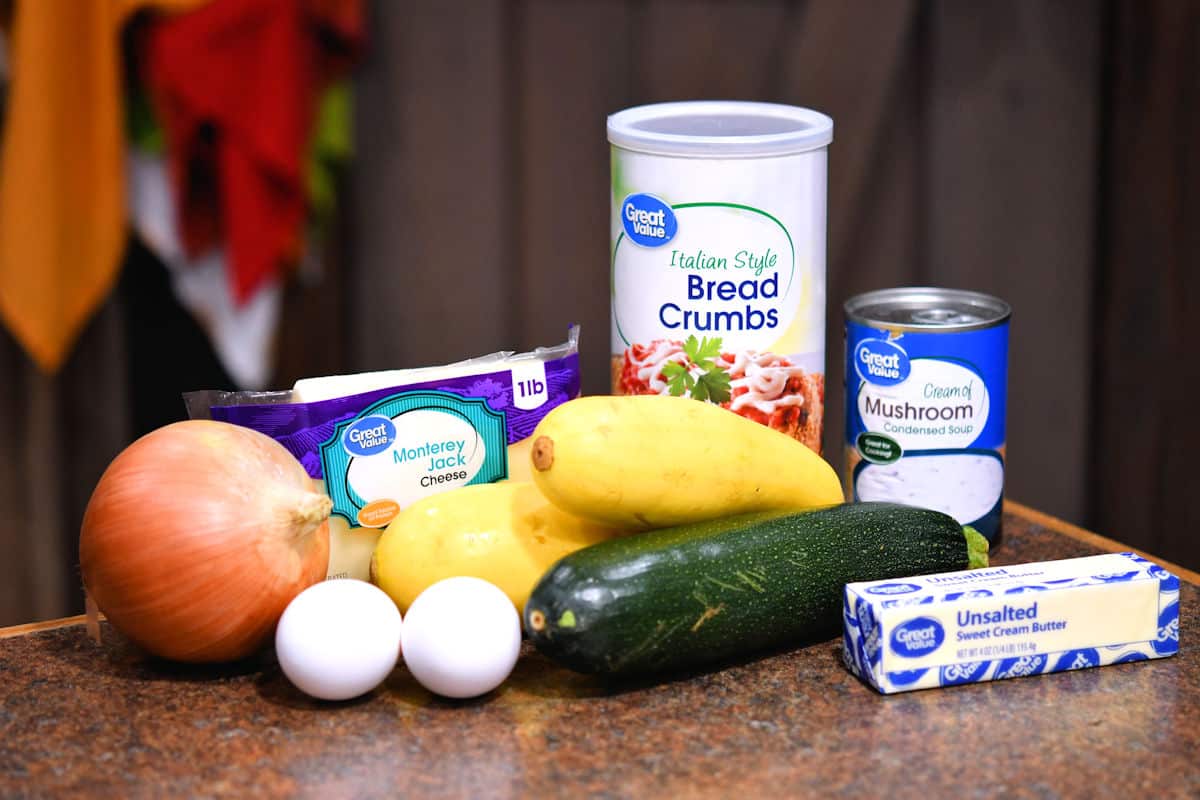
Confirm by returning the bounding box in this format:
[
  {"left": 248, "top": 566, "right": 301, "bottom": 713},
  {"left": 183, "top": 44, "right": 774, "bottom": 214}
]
[
  {"left": 608, "top": 101, "right": 833, "bottom": 453},
  {"left": 844, "top": 288, "right": 1010, "bottom": 546}
]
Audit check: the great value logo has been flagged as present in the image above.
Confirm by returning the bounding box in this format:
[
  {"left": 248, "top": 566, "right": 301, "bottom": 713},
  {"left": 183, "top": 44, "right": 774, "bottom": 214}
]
[
  {"left": 621, "top": 193, "right": 677, "bottom": 247},
  {"left": 854, "top": 337, "right": 911, "bottom": 386},
  {"left": 864, "top": 582, "right": 922, "bottom": 596},
  {"left": 890, "top": 616, "right": 946, "bottom": 658},
  {"left": 342, "top": 415, "right": 397, "bottom": 457}
]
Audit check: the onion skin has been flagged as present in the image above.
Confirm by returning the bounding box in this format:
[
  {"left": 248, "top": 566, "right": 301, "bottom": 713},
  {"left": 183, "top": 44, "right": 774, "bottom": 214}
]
[{"left": 80, "top": 420, "right": 331, "bottom": 663}]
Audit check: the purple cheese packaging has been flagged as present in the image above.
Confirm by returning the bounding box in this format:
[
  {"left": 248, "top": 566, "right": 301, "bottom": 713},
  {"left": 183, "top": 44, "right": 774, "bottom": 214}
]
[{"left": 185, "top": 327, "right": 580, "bottom": 580}]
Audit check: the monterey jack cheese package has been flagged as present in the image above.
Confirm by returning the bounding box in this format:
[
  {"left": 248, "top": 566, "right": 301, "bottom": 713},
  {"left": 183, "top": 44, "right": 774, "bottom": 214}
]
[
  {"left": 843, "top": 552, "right": 1180, "bottom": 694},
  {"left": 185, "top": 328, "right": 580, "bottom": 582}
]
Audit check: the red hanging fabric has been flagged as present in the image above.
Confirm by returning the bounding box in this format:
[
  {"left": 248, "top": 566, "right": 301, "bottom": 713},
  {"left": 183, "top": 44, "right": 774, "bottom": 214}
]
[{"left": 142, "top": 0, "right": 363, "bottom": 304}]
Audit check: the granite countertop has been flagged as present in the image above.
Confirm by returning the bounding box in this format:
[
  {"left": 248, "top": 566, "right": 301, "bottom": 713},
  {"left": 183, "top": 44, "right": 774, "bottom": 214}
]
[{"left": 1, "top": 502, "right": 1196, "bottom": 799}]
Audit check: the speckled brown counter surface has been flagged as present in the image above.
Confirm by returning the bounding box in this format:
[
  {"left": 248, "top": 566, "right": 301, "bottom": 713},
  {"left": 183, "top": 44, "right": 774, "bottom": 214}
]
[{"left": 1, "top": 502, "right": 1196, "bottom": 800}]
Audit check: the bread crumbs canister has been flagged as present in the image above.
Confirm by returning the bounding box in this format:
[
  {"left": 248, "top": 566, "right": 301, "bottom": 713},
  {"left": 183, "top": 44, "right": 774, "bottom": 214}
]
[
  {"left": 844, "top": 287, "right": 1011, "bottom": 545},
  {"left": 608, "top": 101, "right": 833, "bottom": 453}
]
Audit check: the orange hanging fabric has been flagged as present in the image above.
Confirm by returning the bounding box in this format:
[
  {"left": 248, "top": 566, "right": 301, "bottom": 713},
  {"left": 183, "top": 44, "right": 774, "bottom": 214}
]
[{"left": 0, "top": 0, "right": 202, "bottom": 373}]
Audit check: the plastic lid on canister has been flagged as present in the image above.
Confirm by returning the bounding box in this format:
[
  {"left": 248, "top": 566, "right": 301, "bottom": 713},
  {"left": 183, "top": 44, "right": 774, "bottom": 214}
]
[{"left": 607, "top": 101, "right": 833, "bottom": 158}]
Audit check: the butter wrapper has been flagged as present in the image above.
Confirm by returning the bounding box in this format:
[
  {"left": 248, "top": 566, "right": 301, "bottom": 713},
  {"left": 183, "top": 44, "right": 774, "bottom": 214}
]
[{"left": 843, "top": 552, "right": 1180, "bottom": 694}]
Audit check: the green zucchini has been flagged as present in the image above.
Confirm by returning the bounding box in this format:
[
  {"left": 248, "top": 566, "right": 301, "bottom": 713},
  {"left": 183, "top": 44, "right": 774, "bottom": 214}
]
[{"left": 524, "top": 502, "right": 989, "bottom": 676}]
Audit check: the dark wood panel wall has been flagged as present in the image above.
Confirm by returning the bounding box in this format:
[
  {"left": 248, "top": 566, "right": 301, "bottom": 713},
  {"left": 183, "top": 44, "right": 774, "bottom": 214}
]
[{"left": 1094, "top": 0, "right": 1200, "bottom": 567}]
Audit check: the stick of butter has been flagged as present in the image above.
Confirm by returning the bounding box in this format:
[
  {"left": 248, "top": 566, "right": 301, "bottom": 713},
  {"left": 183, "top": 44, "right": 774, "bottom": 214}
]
[{"left": 842, "top": 552, "right": 1180, "bottom": 694}]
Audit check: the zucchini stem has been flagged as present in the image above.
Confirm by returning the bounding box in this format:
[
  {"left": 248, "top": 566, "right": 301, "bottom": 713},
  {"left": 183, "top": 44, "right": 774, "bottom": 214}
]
[{"left": 963, "top": 526, "right": 990, "bottom": 569}]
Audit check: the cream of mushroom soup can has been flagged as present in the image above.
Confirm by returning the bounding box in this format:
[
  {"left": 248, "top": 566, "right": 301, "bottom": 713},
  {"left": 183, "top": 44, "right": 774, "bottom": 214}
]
[
  {"left": 844, "top": 288, "right": 1011, "bottom": 545},
  {"left": 608, "top": 102, "right": 833, "bottom": 453}
]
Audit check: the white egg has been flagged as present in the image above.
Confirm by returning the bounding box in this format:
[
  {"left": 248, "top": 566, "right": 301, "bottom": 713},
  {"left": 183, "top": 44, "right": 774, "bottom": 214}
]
[
  {"left": 275, "top": 579, "right": 403, "bottom": 701},
  {"left": 401, "top": 576, "right": 521, "bottom": 699}
]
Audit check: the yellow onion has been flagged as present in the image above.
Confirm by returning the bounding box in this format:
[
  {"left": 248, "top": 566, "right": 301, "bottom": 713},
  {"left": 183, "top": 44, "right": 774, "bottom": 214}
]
[{"left": 80, "top": 420, "right": 331, "bottom": 662}]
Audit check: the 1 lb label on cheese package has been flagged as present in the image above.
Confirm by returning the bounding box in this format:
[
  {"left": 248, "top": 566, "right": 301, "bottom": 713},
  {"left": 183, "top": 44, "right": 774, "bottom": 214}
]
[
  {"left": 843, "top": 552, "right": 1180, "bottom": 694},
  {"left": 185, "top": 328, "right": 580, "bottom": 581}
]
